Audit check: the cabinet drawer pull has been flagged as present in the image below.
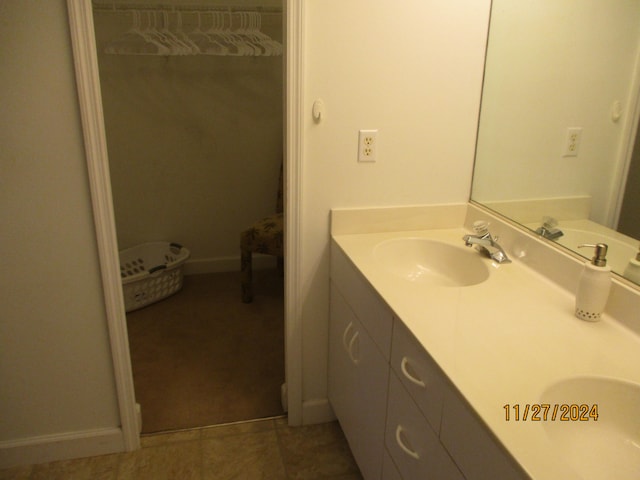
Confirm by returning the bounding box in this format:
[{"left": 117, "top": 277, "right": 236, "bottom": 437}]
[
  {"left": 395, "top": 425, "right": 420, "bottom": 460},
  {"left": 342, "top": 322, "right": 355, "bottom": 351},
  {"left": 347, "top": 331, "right": 360, "bottom": 365},
  {"left": 401, "top": 357, "right": 426, "bottom": 388}
]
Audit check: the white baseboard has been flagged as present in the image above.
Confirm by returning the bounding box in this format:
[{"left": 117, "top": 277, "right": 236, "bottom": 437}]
[
  {"left": 302, "top": 398, "right": 336, "bottom": 425},
  {"left": 184, "top": 254, "right": 277, "bottom": 276},
  {"left": 0, "top": 427, "right": 125, "bottom": 469}
]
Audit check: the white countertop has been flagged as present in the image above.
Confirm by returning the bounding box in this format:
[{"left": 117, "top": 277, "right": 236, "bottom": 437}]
[{"left": 332, "top": 226, "right": 640, "bottom": 479}]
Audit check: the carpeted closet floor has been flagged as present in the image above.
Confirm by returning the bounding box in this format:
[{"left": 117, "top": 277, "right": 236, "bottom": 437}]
[{"left": 126, "top": 268, "right": 285, "bottom": 433}]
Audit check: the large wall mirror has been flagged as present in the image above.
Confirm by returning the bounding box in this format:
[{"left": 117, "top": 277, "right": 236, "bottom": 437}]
[{"left": 471, "top": 0, "right": 640, "bottom": 285}]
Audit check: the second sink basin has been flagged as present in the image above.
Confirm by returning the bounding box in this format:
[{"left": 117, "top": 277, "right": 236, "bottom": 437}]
[
  {"left": 540, "top": 376, "right": 640, "bottom": 479},
  {"left": 373, "top": 238, "right": 490, "bottom": 287}
]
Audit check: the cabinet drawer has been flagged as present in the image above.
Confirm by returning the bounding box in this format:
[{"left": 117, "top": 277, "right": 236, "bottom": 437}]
[
  {"left": 391, "top": 320, "right": 445, "bottom": 434},
  {"left": 385, "top": 372, "right": 464, "bottom": 480},
  {"left": 331, "top": 242, "right": 393, "bottom": 359}
]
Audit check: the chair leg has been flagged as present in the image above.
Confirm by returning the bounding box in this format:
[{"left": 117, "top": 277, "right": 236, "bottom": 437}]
[
  {"left": 277, "top": 256, "right": 284, "bottom": 277},
  {"left": 241, "top": 248, "right": 253, "bottom": 303}
]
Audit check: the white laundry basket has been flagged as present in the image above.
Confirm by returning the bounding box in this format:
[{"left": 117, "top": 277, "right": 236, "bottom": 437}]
[{"left": 119, "top": 242, "right": 190, "bottom": 312}]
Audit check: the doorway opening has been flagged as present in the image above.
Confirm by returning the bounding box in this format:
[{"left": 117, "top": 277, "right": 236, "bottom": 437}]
[{"left": 91, "top": 1, "right": 286, "bottom": 434}]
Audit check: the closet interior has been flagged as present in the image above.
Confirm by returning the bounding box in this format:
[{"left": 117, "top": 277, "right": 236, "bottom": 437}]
[{"left": 91, "top": 0, "right": 285, "bottom": 433}]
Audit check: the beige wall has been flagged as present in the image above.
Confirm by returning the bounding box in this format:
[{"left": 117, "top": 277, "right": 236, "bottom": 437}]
[
  {"left": 0, "top": 0, "right": 120, "bottom": 447},
  {"left": 92, "top": 7, "right": 283, "bottom": 271},
  {"left": 299, "top": 0, "right": 491, "bottom": 416}
]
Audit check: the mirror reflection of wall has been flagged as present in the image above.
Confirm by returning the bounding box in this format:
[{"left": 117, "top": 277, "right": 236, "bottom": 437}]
[{"left": 471, "top": 0, "right": 640, "bottom": 283}]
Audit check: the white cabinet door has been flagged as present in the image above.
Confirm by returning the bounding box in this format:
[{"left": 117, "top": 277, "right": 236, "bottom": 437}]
[
  {"left": 382, "top": 448, "right": 403, "bottom": 480},
  {"left": 440, "top": 387, "right": 528, "bottom": 480},
  {"left": 330, "top": 242, "right": 393, "bottom": 358},
  {"left": 329, "top": 282, "right": 389, "bottom": 480}
]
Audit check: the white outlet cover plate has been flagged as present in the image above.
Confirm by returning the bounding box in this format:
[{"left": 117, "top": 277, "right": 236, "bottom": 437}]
[
  {"left": 358, "top": 129, "right": 378, "bottom": 162},
  {"left": 562, "top": 127, "right": 582, "bottom": 157}
]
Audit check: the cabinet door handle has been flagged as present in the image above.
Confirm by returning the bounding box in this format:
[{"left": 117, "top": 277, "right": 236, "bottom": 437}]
[
  {"left": 401, "top": 357, "right": 426, "bottom": 388},
  {"left": 347, "top": 331, "right": 360, "bottom": 365},
  {"left": 395, "top": 425, "right": 420, "bottom": 460},
  {"left": 342, "top": 322, "right": 355, "bottom": 352}
]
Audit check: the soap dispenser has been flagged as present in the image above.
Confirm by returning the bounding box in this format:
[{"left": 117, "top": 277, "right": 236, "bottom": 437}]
[
  {"left": 575, "top": 243, "right": 611, "bottom": 322},
  {"left": 623, "top": 245, "right": 640, "bottom": 284}
]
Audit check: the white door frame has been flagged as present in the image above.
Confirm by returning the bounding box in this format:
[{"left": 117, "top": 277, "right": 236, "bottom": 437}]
[
  {"left": 283, "top": 0, "right": 304, "bottom": 426},
  {"left": 66, "top": 0, "right": 304, "bottom": 449},
  {"left": 610, "top": 45, "right": 640, "bottom": 229}
]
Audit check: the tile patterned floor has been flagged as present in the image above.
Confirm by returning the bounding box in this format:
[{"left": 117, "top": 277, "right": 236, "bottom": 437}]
[{"left": 0, "top": 418, "right": 363, "bottom": 480}]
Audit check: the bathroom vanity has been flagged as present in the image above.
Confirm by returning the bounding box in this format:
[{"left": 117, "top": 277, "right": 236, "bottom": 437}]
[{"left": 328, "top": 204, "right": 640, "bottom": 480}]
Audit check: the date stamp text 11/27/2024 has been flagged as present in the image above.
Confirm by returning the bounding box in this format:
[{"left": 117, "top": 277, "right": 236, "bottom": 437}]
[{"left": 503, "top": 404, "right": 599, "bottom": 422}]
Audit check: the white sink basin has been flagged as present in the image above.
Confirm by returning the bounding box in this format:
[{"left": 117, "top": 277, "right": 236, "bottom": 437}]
[
  {"left": 373, "top": 238, "right": 490, "bottom": 287},
  {"left": 540, "top": 376, "right": 640, "bottom": 479}
]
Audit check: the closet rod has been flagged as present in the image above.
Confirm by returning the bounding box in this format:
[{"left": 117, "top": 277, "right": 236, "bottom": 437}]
[{"left": 92, "top": 2, "right": 283, "bottom": 14}]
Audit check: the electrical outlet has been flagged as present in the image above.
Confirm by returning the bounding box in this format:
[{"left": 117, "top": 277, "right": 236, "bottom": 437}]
[
  {"left": 358, "top": 129, "right": 378, "bottom": 162},
  {"left": 563, "top": 127, "right": 582, "bottom": 157}
]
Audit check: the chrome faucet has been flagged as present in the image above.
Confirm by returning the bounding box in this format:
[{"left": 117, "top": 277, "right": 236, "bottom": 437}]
[
  {"left": 462, "top": 221, "right": 512, "bottom": 264},
  {"left": 535, "top": 216, "right": 564, "bottom": 240}
]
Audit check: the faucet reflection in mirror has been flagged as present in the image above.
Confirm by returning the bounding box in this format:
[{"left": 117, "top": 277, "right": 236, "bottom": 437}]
[
  {"left": 534, "top": 216, "right": 563, "bottom": 240},
  {"left": 470, "top": 0, "right": 640, "bottom": 285}
]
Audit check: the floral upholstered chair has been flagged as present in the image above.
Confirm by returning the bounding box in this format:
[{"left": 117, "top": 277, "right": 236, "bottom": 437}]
[{"left": 240, "top": 164, "right": 283, "bottom": 303}]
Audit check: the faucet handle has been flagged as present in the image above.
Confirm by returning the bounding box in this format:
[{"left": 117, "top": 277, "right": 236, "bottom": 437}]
[
  {"left": 473, "top": 220, "right": 489, "bottom": 235},
  {"left": 541, "top": 216, "right": 558, "bottom": 228}
]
